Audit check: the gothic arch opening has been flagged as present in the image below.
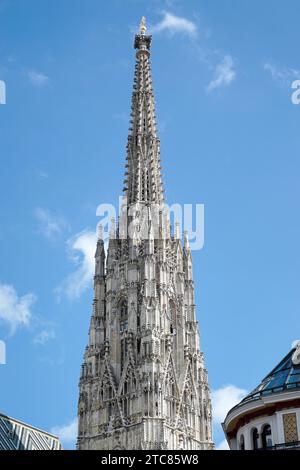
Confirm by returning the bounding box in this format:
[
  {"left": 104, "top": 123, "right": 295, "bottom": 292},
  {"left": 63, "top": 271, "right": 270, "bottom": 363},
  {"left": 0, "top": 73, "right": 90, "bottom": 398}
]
[
  {"left": 169, "top": 299, "right": 177, "bottom": 335},
  {"left": 118, "top": 299, "right": 128, "bottom": 374},
  {"left": 119, "top": 299, "right": 128, "bottom": 333}
]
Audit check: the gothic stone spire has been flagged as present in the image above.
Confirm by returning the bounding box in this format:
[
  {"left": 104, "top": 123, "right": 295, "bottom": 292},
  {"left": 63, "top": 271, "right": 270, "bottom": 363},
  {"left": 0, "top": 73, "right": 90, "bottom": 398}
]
[
  {"left": 77, "top": 20, "right": 214, "bottom": 451},
  {"left": 124, "top": 23, "right": 164, "bottom": 206}
]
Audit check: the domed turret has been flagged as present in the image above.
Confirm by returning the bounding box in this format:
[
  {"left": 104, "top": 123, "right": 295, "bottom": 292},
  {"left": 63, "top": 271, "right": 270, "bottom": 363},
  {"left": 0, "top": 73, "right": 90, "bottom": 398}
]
[{"left": 223, "top": 342, "right": 300, "bottom": 450}]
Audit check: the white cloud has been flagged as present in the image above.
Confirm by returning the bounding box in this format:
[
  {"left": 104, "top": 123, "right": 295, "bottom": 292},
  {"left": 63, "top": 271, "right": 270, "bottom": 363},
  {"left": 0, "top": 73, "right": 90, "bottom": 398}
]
[
  {"left": 0, "top": 283, "right": 36, "bottom": 333},
  {"left": 212, "top": 384, "right": 248, "bottom": 451},
  {"left": 36, "top": 170, "right": 49, "bottom": 180},
  {"left": 149, "top": 11, "right": 197, "bottom": 37},
  {"left": 35, "top": 207, "right": 68, "bottom": 240},
  {"left": 263, "top": 62, "right": 300, "bottom": 87},
  {"left": 264, "top": 63, "right": 284, "bottom": 80},
  {"left": 26, "top": 69, "right": 49, "bottom": 87},
  {"left": 207, "top": 55, "right": 236, "bottom": 92},
  {"left": 292, "top": 339, "right": 300, "bottom": 348},
  {"left": 212, "top": 384, "right": 248, "bottom": 425},
  {"left": 51, "top": 417, "right": 77, "bottom": 447},
  {"left": 33, "top": 329, "right": 56, "bottom": 345},
  {"left": 216, "top": 439, "right": 230, "bottom": 450},
  {"left": 55, "top": 229, "right": 97, "bottom": 301}
]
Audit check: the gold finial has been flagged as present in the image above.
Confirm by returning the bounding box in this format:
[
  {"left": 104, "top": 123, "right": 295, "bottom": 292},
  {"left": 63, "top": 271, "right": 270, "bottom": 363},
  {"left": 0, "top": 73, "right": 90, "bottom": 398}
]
[{"left": 140, "top": 16, "right": 147, "bottom": 35}]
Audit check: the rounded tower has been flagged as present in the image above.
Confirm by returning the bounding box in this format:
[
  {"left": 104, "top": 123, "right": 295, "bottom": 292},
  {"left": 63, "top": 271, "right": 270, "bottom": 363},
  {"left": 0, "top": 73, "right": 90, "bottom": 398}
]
[{"left": 223, "top": 342, "right": 300, "bottom": 450}]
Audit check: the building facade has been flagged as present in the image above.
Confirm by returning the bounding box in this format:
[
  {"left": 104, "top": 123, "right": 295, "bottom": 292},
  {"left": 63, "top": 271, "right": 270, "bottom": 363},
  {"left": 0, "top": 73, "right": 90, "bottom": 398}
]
[
  {"left": 0, "top": 413, "right": 61, "bottom": 450},
  {"left": 77, "top": 19, "right": 213, "bottom": 451},
  {"left": 223, "top": 341, "right": 300, "bottom": 450}
]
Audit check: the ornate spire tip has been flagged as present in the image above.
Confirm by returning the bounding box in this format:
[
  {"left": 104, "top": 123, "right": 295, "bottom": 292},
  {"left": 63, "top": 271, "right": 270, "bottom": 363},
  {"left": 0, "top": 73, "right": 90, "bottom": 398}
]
[{"left": 140, "top": 16, "right": 147, "bottom": 35}]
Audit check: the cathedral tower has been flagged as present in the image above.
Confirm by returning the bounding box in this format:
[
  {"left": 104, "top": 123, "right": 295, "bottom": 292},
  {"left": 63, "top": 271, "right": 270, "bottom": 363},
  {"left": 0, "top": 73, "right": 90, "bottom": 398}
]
[{"left": 77, "top": 18, "right": 213, "bottom": 450}]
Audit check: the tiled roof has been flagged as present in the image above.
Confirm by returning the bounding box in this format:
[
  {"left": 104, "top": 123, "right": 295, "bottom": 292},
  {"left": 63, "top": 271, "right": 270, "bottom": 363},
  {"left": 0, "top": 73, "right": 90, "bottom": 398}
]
[{"left": 0, "top": 413, "right": 61, "bottom": 450}]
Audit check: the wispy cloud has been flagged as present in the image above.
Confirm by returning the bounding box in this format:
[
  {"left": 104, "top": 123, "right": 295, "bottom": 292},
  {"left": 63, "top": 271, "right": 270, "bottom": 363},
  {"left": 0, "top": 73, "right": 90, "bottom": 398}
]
[
  {"left": 35, "top": 207, "right": 68, "bottom": 240},
  {"left": 0, "top": 283, "right": 36, "bottom": 334},
  {"left": 207, "top": 55, "right": 236, "bottom": 92},
  {"left": 212, "top": 384, "right": 248, "bottom": 450},
  {"left": 33, "top": 329, "right": 56, "bottom": 346},
  {"left": 55, "top": 229, "right": 96, "bottom": 301},
  {"left": 212, "top": 384, "right": 247, "bottom": 424},
  {"left": 132, "top": 12, "right": 235, "bottom": 95},
  {"left": 26, "top": 69, "right": 49, "bottom": 87},
  {"left": 51, "top": 417, "right": 77, "bottom": 448},
  {"left": 149, "top": 11, "right": 197, "bottom": 37},
  {"left": 36, "top": 170, "right": 49, "bottom": 180},
  {"left": 263, "top": 62, "right": 300, "bottom": 87}
]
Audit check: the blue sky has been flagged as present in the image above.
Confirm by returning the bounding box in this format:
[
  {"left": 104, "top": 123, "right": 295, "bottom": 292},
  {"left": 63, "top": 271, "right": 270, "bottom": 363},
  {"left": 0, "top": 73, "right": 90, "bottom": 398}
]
[{"left": 0, "top": 0, "right": 300, "bottom": 450}]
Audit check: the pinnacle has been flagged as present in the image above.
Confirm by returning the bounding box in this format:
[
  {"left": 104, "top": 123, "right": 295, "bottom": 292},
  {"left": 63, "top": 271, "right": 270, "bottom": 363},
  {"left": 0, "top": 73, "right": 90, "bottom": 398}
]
[{"left": 123, "top": 34, "right": 164, "bottom": 207}]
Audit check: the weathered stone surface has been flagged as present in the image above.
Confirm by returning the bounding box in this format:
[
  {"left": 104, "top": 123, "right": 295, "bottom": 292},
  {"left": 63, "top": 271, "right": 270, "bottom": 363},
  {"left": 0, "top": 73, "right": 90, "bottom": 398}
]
[{"left": 77, "top": 26, "right": 213, "bottom": 451}]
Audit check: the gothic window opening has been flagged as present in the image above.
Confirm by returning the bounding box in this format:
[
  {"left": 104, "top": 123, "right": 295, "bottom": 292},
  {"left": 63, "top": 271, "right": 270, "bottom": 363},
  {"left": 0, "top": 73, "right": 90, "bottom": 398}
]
[
  {"left": 169, "top": 300, "right": 177, "bottom": 335},
  {"left": 141, "top": 169, "right": 145, "bottom": 201},
  {"left": 120, "top": 339, "right": 127, "bottom": 373},
  {"left": 120, "top": 300, "right": 128, "bottom": 333},
  {"left": 184, "top": 405, "right": 189, "bottom": 425},
  {"left": 123, "top": 398, "right": 128, "bottom": 417},
  {"left": 104, "top": 383, "right": 113, "bottom": 401},
  {"left": 108, "top": 403, "right": 112, "bottom": 420},
  {"left": 190, "top": 393, "right": 194, "bottom": 407},
  {"left": 192, "top": 411, "right": 196, "bottom": 428}
]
